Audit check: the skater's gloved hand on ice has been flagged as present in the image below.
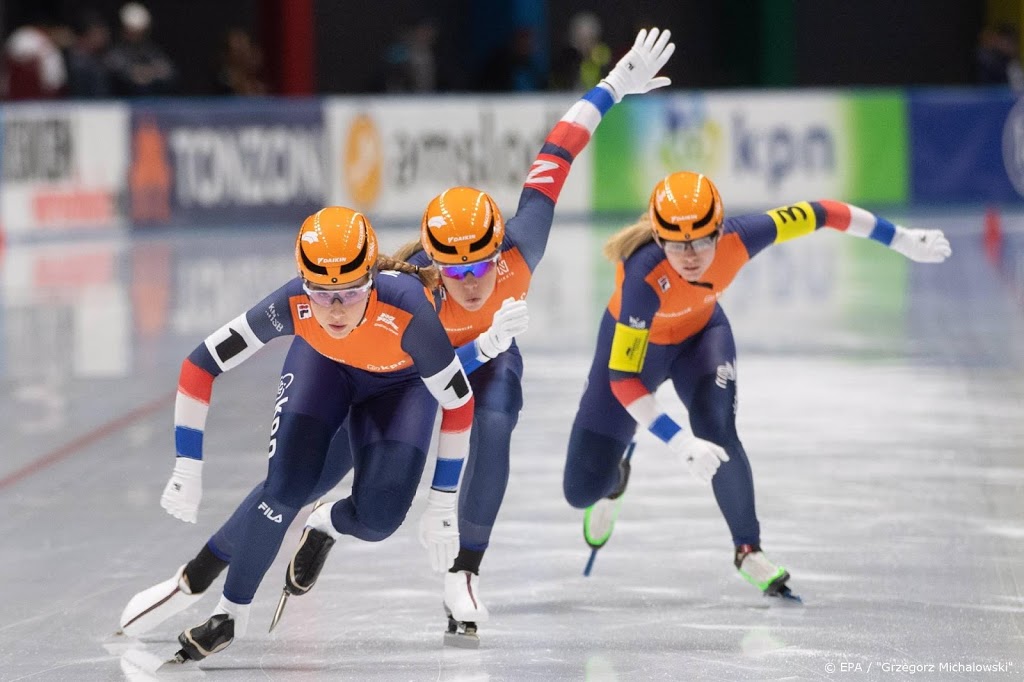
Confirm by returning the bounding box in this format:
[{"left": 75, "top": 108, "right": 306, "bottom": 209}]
[
  {"left": 477, "top": 297, "right": 529, "bottom": 359},
  {"left": 890, "top": 227, "right": 952, "bottom": 263},
  {"left": 600, "top": 27, "right": 675, "bottom": 102},
  {"left": 667, "top": 431, "right": 729, "bottom": 484},
  {"left": 160, "top": 457, "right": 202, "bottom": 523},
  {"left": 418, "top": 489, "right": 459, "bottom": 572}
]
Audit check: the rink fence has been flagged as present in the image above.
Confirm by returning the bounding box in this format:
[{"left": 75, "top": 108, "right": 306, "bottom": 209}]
[{"left": 0, "top": 88, "right": 1019, "bottom": 236}]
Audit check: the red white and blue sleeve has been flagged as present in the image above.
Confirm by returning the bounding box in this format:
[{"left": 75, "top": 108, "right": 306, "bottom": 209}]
[
  {"left": 174, "top": 281, "right": 297, "bottom": 463},
  {"left": 401, "top": 300, "right": 475, "bottom": 493},
  {"left": 510, "top": 83, "right": 618, "bottom": 271},
  {"left": 726, "top": 200, "right": 908, "bottom": 260},
  {"left": 606, "top": 252, "right": 688, "bottom": 444}
]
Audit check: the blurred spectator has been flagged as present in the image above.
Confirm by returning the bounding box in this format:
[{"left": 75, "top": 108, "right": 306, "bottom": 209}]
[
  {"left": 477, "top": 26, "right": 545, "bottom": 92},
  {"left": 383, "top": 18, "right": 438, "bottom": 92},
  {"left": 976, "top": 23, "right": 1024, "bottom": 91},
  {"left": 106, "top": 2, "right": 177, "bottom": 96},
  {"left": 550, "top": 11, "right": 610, "bottom": 91},
  {"left": 214, "top": 27, "right": 266, "bottom": 95},
  {"left": 1, "top": 14, "right": 68, "bottom": 100},
  {"left": 66, "top": 10, "right": 112, "bottom": 98}
]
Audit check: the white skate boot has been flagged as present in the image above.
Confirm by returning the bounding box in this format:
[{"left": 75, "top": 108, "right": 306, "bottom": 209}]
[
  {"left": 119, "top": 564, "right": 205, "bottom": 637},
  {"left": 735, "top": 544, "right": 801, "bottom": 603},
  {"left": 443, "top": 570, "right": 488, "bottom": 648}
]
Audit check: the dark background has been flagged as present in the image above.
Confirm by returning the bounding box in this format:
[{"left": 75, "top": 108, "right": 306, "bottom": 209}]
[{"left": 0, "top": 0, "right": 992, "bottom": 96}]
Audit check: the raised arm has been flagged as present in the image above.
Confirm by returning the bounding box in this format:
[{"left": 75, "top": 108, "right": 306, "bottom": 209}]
[{"left": 513, "top": 28, "right": 675, "bottom": 270}]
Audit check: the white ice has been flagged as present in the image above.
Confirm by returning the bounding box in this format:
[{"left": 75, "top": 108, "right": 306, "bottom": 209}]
[{"left": 0, "top": 213, "right": 1021, "bottom": 680}]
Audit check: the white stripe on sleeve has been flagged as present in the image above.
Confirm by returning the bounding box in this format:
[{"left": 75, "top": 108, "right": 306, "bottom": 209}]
[{"left": 203, "top": 312, "right": 265, "bottom": 372}]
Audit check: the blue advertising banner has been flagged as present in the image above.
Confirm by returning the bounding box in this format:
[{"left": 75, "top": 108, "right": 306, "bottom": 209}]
[
  {"left": 909, "top": 89, "right": 1023, "bottom": 205},
  {"left": 128, "top": 100, "right": 326, "bottom": 227}
]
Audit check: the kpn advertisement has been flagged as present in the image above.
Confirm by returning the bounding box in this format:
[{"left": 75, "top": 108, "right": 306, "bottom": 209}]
[{"left": 592, "top": 89, "right": 907, "bottom": 214}]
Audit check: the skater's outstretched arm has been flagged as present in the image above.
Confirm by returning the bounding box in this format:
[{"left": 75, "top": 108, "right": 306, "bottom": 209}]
[
  {"left": 725, "top": 200, "right": 952, "bottom": 263},
  {"left": 162, "top": 280, "right": 301, "bottom": 524}
]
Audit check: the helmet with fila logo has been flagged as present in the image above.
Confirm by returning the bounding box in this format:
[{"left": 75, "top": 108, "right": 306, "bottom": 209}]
[
  {"left": 295, "top": 206, "right": 379, "bottom": 286},
  {"left": 649, "top": 171, "right": 723, "bottom": 242},
  {"left": 421, "top": 186, "right": 505, "bottom": 264}
]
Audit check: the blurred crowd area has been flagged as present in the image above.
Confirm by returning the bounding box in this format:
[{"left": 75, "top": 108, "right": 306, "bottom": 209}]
[{"left": 1, "top": 0, "right": 1021, "bottom": 100}]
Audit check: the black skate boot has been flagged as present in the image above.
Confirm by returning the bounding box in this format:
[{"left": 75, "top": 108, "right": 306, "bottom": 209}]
[
  {"left": 172, "top": 613, "right": 234, "bottom": 663},
  {"left": 286, "top": 526, "right": 336, "bottom": 596},
  {"left": 269, "top": 505, "right": 338, "bottom": 632}
]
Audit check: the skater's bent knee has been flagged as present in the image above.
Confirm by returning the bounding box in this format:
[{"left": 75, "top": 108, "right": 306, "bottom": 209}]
[
  {"left": 353, "top": 489, "right": 410, "bottom": 541},
  {"left": 564, "top": 427, "right": 630, "bottom": 508},
  {"left": 563, "top": 479, "right": 600, "bottom": 509}
]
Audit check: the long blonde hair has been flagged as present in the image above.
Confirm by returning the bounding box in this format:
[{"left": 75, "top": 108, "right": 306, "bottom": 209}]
[
  {"left": 603, "top": 213, "right": 655, "bottom": 261},
  {"left": 375, "top": 254, "right": 440, "bottom": 290}
]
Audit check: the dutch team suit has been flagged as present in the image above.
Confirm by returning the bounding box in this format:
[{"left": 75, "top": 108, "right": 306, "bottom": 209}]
[
  {"left": 170, "top": 270, "right": 472, "bottom": 610},
  {"left": 190, "top": 82, "right": 620, "bottom": 568},
  {"left": 565, "top": 199, "right": 936, "bottom": 549},
  {"left": 406, "top": 82, "right": 621, "bottom": 555}
]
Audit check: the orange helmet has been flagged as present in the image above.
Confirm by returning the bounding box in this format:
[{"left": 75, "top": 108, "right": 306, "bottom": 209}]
[
  {"left": 648, "top": 171, "right": 724, "bottom": 242},
  {"left": 295, "top": 206, "right": 378, "bottom": 286},
  {"left": 421, "top": 187, "right": 505, "bottom": 264}
]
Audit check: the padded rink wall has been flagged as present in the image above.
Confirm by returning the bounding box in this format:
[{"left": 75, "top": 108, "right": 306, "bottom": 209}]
[
  {"left": 1, "top": 88, "right": 1022, "bottom": 236},
  {"left": 1, "top": 89, "right": 1022, "bottom": 381}
]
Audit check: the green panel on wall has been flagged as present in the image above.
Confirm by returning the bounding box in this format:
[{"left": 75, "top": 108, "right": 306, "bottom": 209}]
[
  {"left": 846, "top": 92, "right": 908, "bottom": 205},
  {"left": 592, "top": 105, "right": 638, "bottom": 212}
]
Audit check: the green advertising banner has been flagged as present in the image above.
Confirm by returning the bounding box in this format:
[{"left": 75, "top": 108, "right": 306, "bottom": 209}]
[{"left": 592, "top": 89, "right": 909, "bottom": 214}]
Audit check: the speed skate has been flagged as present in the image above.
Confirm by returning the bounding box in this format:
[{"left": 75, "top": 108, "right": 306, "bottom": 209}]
[{"left": 443, "top": 570, "right": 489, "bottom": 648}]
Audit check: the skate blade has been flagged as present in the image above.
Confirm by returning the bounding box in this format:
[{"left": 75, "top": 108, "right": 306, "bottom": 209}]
[
  {"left": 156, "top": 651, "right": 191, "bottom": 671},
  {"left": 443, "top": 631, "right": 480, "bottom": 649},
  {"left": 268, "top": 590, "right": 290, "bottom": 632},
  {"left": 766, "top": 586, "right": 803, "bottom": 605},
  {"left": 120, "top": 647, "right": 201, "bottom": 677}
]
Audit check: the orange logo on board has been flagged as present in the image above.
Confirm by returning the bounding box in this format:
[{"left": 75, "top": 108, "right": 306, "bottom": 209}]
[
  {"left": 130, "top": 117, "right": 171, "bottom": 223},
  {"left": 344, "top": 114, "right": 382, "bottom": 208}
]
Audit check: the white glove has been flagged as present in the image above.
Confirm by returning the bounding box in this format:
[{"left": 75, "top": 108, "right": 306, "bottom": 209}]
[
  {"left": 160, "top": 457, "right": 202, "bottom": 523},
  {"left": 890, "top": 227, "right": 952, "bottom": 263},
  {"left": 600, "top": 27, "right": 676, "bottom": 102},
  {"left": 667, "top": 431, "right": 729, "bottom": 484},
  {"left": 476, "top": 297, "right": 529, "bottom": 359},
  {"left": 418, "top": 489, "right": 459, "bottom": 572}
]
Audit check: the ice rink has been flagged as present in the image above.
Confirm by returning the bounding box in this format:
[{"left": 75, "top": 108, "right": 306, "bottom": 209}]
[{"left": 0, "top": 210, "right": 1022, "bottom": 681}]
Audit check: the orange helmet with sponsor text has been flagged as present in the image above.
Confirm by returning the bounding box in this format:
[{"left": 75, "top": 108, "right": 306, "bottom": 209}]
[
  {"left": 648, "top": 171, "right": 724, "bottom": 242},
  {"left": 421, "top": 186, "right": 505, "bottom": 264},
  {"left": 295, "top": 206, "right": 379, "bottom": 286}
]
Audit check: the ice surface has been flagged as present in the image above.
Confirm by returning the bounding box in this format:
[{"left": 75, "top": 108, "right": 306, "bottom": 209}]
[{"left": 0, "top": 214, "right": 1021, "bottom": 680}]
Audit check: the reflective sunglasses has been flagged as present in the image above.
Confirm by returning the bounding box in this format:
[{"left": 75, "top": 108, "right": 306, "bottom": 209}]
[
  {"left": 663, "top": 231, "right": 720, "bottom": 254},
  {"left": 302, "top": 278, "right": 373, "bottom": 306},
  {"left": 435, "top": 253, "right": 500, "bottom": 281}
]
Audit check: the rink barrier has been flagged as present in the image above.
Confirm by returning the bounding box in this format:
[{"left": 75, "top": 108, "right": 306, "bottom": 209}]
[{"left": 0, "top": 88, "right": 1020, "bottom": 236}]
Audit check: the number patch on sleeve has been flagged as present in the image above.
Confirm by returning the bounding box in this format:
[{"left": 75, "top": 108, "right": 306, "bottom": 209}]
[{"left": 767, "top": 201, "right": 816, "bottom": 243}]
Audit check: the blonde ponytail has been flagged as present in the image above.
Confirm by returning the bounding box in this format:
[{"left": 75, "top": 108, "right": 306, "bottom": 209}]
[
  {"left": 375, "top": 255, "right": 440, "bottom": 291},
  {"left": 603, "top": 214, "right": 655, "bottom": 261}
]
